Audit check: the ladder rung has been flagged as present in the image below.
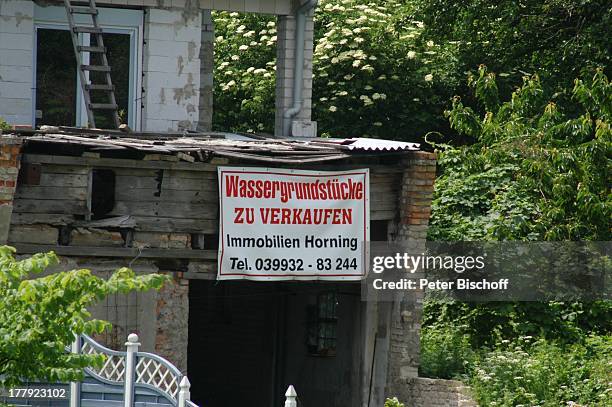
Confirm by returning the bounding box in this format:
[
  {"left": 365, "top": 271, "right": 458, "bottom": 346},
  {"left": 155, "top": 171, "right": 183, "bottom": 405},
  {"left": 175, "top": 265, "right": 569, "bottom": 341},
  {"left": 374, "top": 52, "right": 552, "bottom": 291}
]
[
  {"left": 73, "top": 26, "right": 103, "bottom": 34},
  {"left": 78, "top": 45, "right": 106, "bottom": 53},
  {"left": 69, "top": 7, "right": 98, "bottom": 15},
  {"left": 81, "top": 65, "right": 111, "bottom": 72},
  {"left": 85, "top": 84, "right": 115, "bottom": 91},
  {"left": 89, "top": 103, "right": 118, "bottom": 110}
]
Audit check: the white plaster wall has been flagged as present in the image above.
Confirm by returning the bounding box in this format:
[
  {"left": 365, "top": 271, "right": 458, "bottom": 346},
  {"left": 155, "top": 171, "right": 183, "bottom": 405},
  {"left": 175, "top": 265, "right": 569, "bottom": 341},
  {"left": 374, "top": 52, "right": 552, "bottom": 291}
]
[
  {"left": 142, "top": 8, "right": 202, "bottom": 131},
  {"left": 275, "top": 12, "right": 315, "bottom": 136},
  {"left": 0, "top": 0, "right": 34, "bottom": 126}
]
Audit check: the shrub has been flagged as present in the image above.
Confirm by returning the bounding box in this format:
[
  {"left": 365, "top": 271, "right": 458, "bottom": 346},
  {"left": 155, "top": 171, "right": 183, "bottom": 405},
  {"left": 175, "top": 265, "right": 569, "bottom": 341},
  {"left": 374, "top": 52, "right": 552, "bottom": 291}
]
[
  {"left": 384, "top": 397, "right": 404, "bottom": 407},
  {"left": 419, "top": 322, "right": 477, "bottom": 379},
  {"left": 469, "top": 335, "right": 612, "bottom": 406}
]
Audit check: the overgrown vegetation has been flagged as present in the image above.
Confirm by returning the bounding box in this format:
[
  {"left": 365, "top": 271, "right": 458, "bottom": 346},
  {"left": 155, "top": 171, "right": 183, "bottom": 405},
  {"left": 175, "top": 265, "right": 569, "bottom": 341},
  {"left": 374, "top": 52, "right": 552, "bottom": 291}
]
[
  {"left": 0, "top": 247, "right": 169, "bottom": 387},
  {"left": 421, "top": 68, "right": 611, "bottom": 405}
]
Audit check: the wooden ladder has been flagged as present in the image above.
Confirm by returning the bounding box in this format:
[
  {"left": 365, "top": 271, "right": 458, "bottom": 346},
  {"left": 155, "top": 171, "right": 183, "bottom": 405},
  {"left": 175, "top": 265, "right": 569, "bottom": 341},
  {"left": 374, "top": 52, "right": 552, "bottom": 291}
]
[{"left": 63, "top": 0, "right": 120, "bottom": 129}]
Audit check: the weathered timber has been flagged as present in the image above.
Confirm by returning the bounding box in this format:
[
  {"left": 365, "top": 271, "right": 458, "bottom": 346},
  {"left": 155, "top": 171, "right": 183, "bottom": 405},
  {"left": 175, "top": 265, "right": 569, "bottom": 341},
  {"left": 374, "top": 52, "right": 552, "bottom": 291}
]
[
  {"left": 10, "top": 213, "right": 76, "bottom": 225},
  {"left": 12, "top": 244, "right": 217, "bottom": 260},
  {"left": 115, "top": 188, "right": 217, "bottom": 204},
  {"left": 13, "top": 199, "right": 90, "bottom": 215},
  {"left": 132, "top": 217, "right": 217, "bottom": 233},
  {"left": 15, "top": 185, "right": 88, "bottom": 200},
  {"left": 39, "top": 173, "right": 89, "bottom": 187},
  {"left": 111, "top": 201, "right": 218, "bottom": 219},
  {"left": 8, "top": 224, "right": 59, "bottom": 245}
]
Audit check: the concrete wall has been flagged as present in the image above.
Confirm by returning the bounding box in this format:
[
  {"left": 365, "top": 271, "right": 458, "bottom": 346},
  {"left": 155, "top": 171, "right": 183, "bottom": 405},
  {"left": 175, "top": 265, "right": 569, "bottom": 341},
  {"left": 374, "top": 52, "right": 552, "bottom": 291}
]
[
  {"left": 93, "top": 0, "right": 294, "bottom": 15},
  {"left": 0, "top": 0, "right": 34, "bottom": 126},
  {"left": 197, "top": 10, "right": 214, "bottom": 131},
  {"left": 398, "top": 378, "right": 477, "bottom": 407},
  {"left": 142, "top": 7, "right": 202, "bottom": 131}
]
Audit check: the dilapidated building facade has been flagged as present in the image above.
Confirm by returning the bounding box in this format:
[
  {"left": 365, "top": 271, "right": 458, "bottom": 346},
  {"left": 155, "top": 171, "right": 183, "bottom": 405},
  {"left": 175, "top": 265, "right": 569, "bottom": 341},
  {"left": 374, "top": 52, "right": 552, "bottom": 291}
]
[
  {"left": 1, "top": 0, "right": 316, "bottom": 136},
  {"left": 1, "top": 1, "right": 439, "bottom": 406},
  {"left": 0, "top": 128, "right": 436, "bottom": 406}
]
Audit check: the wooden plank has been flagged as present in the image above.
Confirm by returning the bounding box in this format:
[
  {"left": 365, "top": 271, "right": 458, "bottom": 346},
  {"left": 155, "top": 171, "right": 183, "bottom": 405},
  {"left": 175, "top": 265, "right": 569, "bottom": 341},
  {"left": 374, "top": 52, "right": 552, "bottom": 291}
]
[
  {"left": 10, "top": 213, "right": 76, "bottom": 225},
  {"left": 15, "top": 185, "right": 88, "bottom": 200},
  {"left": 8, "top": 224, "right": 58, "bottom": 245},
  {"left": 115, "top": 188, "right": 217, "bottom": 204},
  {"left": 41, "top": 164, "right": 90, "bottom": 175},
  {"left": 13, "top": 199, "right": 90, "bottom": 215},
  {"left": 12, "top": 244, "right": 217, "bottom": 260},
  {"left": 110, "top": 201, "right": 218, "bottom": 219},
  {"left": 39, "top": 173, "right": 89, "bottom": 187},
  {"left": 370, "top": 210, "right": 396, "bottom": 221},
  {"left": 22, "top": 154, "right": 218, "bottom": 172},
  {"left": 133, "top": 217, "right": 217, "bottom": 233}
]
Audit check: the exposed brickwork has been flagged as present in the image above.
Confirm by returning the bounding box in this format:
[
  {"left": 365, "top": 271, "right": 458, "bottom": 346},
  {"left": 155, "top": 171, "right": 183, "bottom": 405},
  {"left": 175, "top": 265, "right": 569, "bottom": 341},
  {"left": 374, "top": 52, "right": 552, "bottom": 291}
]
[
  {"left": 155, "top": 276, "right": 189, "bottom": 374},
  {"left": 387, "top": 151, "right": 437, "bottom": 395},
  {"left": 398, "top": 378, "right": 477, "bottom": 407},
  {"left": 0, "top": 136, "right": 22, "bottom": 243}
]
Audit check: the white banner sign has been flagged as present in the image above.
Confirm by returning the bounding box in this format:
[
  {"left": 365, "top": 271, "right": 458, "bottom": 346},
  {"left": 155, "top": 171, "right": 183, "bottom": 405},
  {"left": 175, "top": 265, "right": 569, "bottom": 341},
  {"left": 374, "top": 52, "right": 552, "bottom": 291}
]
[{"left": 217, "top": 167, "right": 370, "bottom": 281}]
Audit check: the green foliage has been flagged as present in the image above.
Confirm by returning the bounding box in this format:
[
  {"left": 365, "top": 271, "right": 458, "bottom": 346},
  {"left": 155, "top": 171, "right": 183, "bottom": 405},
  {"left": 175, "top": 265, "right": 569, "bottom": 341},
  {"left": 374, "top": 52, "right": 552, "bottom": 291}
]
[
  {"left": 0, "top": 247, "right": 169, "bottom": 387},
  {"left": 0, "top": 117, "right": 10, "bottom": 131},
  {"left": 429, "top": 66, "right": 611, "bottom": 241},
  {"left": 419, "top": 322, "right": 477, "bottom": 379},
  {"left": 470, "top": 335, "right": 612, "bottom": 406},
  {"left": 384, "top": 397, "right": 404, "bottom": 407},
  {"left": 412, "top": 0, "right": 612, "bottom": 102},
  {"left": 213, "top": 0, "right": 460, "bottom": 139}
]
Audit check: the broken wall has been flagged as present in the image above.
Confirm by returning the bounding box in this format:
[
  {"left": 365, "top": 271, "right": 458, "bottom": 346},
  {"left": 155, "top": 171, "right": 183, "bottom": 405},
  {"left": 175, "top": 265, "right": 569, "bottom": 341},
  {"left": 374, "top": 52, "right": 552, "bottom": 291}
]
[{"left": 142, "top": 5, "right": 203, "bottom": 131}]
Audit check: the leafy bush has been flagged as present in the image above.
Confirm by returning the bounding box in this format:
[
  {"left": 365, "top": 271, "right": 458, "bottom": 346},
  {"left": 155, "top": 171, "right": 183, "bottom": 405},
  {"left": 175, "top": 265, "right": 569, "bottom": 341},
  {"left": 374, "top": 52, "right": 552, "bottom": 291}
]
[
  {"left": 419, "top": 322, "right": 477, "bottom": 379},
  {"left": 470, "top": 335, "right": 612, "bottom": 406},
  {"left": 384, "top": 397, "right": 404, "bottom": 407},
  {"left": 0, "top": 247, "right": 169, "bottom": 387},
  {"left": 0, "top": 117, "right": 11, "bottom": 131}
]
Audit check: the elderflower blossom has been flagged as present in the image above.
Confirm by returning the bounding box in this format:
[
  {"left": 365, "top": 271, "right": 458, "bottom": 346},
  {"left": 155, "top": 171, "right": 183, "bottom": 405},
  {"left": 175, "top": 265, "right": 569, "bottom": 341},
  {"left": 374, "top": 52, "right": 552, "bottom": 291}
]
[
  {"left": 329, "top": 106, "right": 338, "bottom": 112},
  {"left": 424, "top": 74, "right": 433, "bottom": 82},
  {"left": 407, "top": 51, "right": 416, "bottom": 59}
]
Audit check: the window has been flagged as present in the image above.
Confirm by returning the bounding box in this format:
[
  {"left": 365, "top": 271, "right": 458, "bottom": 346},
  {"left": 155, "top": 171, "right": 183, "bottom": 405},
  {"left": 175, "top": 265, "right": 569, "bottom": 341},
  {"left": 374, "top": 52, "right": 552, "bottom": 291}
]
[
  {"left": 307, "top": 292, "right": 338, "bottom": 357},
  {"left": 33, "top": 5, "right": 142, "bottom": 129},
  {"left": 91, "top": 169, "right": 116, "bottom": 219}
]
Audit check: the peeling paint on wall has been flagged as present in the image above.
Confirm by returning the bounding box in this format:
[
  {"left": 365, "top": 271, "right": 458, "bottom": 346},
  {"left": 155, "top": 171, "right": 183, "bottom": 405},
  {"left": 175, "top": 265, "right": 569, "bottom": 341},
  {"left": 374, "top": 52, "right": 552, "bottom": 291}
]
[{"left": 177, "top": 55, "right": 184, "bottom": 76}]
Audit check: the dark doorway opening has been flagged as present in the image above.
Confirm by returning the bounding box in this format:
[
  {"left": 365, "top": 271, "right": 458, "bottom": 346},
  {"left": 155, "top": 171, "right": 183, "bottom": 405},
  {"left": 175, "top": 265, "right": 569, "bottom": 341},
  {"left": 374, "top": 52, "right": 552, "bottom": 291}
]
[{"left": 187, "top": 281, "right": 362, "bottom": 407}]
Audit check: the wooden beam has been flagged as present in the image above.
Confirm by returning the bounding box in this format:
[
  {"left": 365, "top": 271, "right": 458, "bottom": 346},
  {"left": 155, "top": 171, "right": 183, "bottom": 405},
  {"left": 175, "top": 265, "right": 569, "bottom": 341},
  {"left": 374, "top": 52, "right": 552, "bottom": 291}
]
[{"left": 13, "top": 244, "right": 217, "bottom": 260}]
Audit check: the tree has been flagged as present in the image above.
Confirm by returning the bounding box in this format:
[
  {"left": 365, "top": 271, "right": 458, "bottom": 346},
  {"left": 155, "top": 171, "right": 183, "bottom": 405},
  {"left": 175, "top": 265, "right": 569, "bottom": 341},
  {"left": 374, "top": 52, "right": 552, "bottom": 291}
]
[
  {"left": 0, "top": 247, "right": 169, "bottom": 387},
  {"left": 212, "top": 0, "right": 460, "bottom": 140}
]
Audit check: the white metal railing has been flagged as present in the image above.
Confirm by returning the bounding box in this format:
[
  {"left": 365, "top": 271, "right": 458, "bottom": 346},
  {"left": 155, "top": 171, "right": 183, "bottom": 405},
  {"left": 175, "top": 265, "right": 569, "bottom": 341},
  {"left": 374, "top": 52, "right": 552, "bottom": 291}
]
[{"left": 71, "top": 333, "right": 196, "bottom": 407}]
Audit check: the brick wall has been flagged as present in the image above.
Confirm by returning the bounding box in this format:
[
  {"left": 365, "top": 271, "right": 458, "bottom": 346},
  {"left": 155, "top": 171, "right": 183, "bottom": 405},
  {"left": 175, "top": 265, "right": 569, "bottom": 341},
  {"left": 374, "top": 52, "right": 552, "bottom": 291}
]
[
  {"left": 155, "top": 277, "right": 189, "bottom": 373},
  {"left": 398, "top": 378, "right": 477, "bottom": 407},
  {"left": 387, "top": 152, "right": 437, "bottom": 393},
  {"left": 142, "top": 7, "right": 202, "bottom": 132},
  {"left": 0, "top": 136, "right": 22, "bottom": 243},
  {"left": 0, "top": 0, "right": 34, "bottom": 126}
]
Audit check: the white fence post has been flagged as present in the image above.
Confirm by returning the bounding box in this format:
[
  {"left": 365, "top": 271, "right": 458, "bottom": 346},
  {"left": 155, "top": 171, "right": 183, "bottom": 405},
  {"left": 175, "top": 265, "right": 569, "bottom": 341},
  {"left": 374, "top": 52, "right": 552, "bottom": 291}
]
[
  {"left": 69, "top": 335, "right": 81, "bottom": 407},
  {"left": 124, "top": 333, "right": 140, "bottom": 407},
  {"left": 285, "top": 385, "right": 297, "bottom": 407},
  {"left": 178, "top": 376, "right": 191, "bottom": 407}
]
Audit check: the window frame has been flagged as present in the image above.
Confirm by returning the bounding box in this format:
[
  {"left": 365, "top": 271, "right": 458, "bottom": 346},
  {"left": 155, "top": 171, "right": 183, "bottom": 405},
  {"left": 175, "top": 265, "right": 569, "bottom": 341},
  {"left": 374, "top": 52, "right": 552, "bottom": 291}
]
[{"left": 32, "top": 5, "right": 143, "bottom": 129}]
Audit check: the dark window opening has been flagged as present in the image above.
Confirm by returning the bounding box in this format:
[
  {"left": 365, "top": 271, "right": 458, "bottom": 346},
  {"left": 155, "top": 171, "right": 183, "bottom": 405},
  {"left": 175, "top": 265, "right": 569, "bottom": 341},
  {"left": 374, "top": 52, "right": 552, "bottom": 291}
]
[
  {"left": 307, "top": 292, "right": 338, "bottom": 357},
  {"left": 370, "top": 219, "right": 389, "bottom": 241},
  {"left": 91, "top": 169, "right": 115, "bottom": 219},
  {"left": 36, "top": 28, "right": 77, "bottom": 126}
]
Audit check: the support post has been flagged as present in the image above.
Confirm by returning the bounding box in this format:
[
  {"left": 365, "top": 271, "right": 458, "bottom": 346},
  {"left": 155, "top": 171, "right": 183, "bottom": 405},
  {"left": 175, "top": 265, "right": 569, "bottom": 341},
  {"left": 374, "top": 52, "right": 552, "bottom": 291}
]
[
  {"left": 124, "top": 333, "right": 140, "bottom": 407},
  {"left": 178, "top": 376, "right": 191, "bottom": 407},
  {"left": 284, "top": 385, "right": 297, "bottom": 407},
  {"left": 69, "top": 336, "right": 81, "bottom": 407}
]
